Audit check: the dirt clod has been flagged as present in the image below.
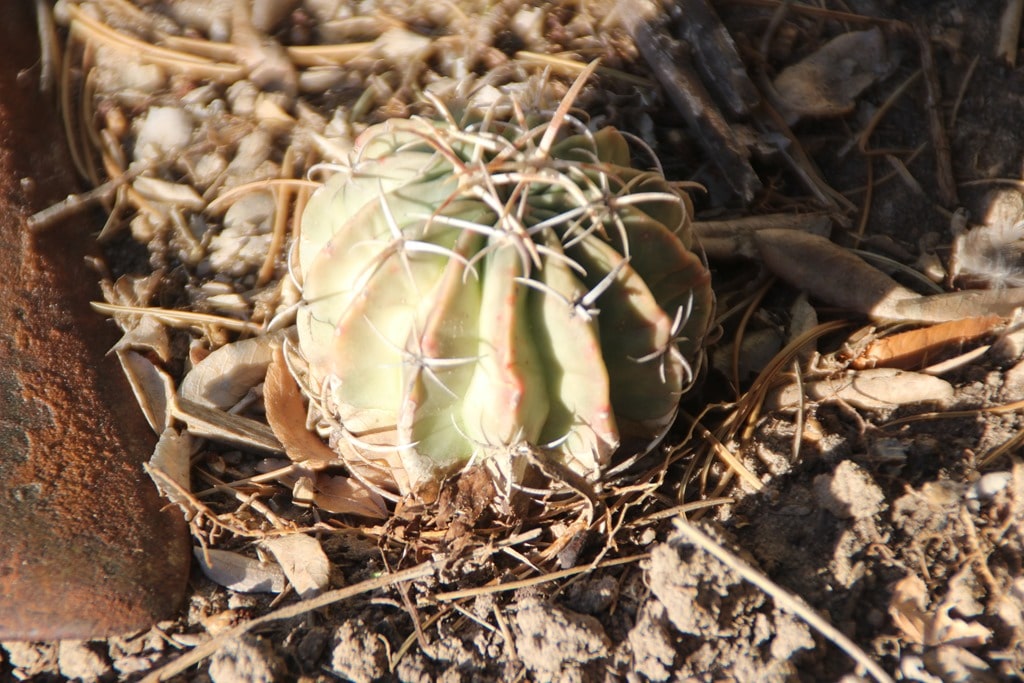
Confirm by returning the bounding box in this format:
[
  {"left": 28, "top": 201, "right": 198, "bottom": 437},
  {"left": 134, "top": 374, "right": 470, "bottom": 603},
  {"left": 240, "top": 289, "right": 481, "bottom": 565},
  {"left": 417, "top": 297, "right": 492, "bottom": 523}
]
[
  {"left": 813, "top": 460, "right": 887, "bottom": 520},
  {"left": 512, "top": 597, "right": 611, "bottom": 683},
  {"left": 328, "top": 619, "right": 389, "bottom": 683},
  {"left": 643, "top": 524, "right": 814, "bottom": 680},
  {"left": 207, "top": 635, "right": 282, "bottom": 683}
]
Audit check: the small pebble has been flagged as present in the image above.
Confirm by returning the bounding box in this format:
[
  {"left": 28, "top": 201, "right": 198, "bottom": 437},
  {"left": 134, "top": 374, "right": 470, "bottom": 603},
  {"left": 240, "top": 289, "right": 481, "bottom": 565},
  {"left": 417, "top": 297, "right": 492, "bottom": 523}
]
[
  {"left": 134, "top": 107, "right": 193, "bottom": 164},
  {"left": 967, "top": 471, "right": 1012, "bottom": 502}
]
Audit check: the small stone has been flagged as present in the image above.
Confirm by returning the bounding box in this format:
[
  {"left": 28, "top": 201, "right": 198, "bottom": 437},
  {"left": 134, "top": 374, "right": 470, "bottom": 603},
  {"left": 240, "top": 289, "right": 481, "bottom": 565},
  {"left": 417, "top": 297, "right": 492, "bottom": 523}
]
[
  {"left": 565, "top": 575, "right": 619, "bottom": 615},
  {"left": 113, "top": 653, "right": 163, "bottom": 677},
  {"left": 133, "top": 106, "right": 193, "bottom": 164}
]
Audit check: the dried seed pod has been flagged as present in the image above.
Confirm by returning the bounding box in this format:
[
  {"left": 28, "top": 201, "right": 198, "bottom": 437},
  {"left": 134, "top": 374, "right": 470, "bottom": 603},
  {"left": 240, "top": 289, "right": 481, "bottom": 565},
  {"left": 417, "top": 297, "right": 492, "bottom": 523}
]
[{"left": 294, "top": 95, "right": 713, "bottom": 497}]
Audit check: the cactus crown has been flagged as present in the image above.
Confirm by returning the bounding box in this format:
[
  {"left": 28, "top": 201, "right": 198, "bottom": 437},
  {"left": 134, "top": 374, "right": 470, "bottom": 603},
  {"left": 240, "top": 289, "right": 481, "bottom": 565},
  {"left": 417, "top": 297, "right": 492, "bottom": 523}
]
[{"left": 295, "top": 71, "right": 713, "bottom": 499}]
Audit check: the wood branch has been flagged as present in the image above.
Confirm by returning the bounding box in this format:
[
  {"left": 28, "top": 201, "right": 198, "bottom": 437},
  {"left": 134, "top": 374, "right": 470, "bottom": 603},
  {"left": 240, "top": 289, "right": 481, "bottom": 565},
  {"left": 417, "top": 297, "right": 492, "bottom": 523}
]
[
  {"left": 674, "top": 0, "right": 760, "bottom": 117},
  {"left": 621, "top": 4, "right": 762, "bottom": 202}
]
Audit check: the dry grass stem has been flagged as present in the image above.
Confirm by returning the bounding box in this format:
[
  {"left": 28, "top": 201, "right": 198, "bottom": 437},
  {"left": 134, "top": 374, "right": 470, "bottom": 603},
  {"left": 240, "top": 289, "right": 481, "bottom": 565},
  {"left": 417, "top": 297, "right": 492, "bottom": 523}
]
[
  {"left": 514, "top": 50, "right": 656, "bottom": 88},
  {"left": 205, "top": 179, "right": 321, "bottom": 215},
  {"left": 67, "top": 4, "right": 245, "bottom": 81},
  {"left": 91, "top": 302, "right": 265, "bottom": 334},
  {"left": 950, "top": 54, "right": 980, "bottom": 128},
  {"left": 857, "top": 70, "right": 922, "bottom": 155}
]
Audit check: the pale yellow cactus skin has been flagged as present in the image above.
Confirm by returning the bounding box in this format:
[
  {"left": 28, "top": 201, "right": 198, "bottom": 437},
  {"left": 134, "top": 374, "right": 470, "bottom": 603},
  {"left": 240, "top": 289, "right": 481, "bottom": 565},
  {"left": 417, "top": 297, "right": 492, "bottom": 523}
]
[{"left": 296, "top": 95, "right": 712, "bottom": 498}]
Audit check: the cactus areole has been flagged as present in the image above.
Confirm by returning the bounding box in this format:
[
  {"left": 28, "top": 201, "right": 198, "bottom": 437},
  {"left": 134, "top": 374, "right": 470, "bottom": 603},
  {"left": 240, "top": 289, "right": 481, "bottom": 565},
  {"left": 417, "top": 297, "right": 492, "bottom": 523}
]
[{"left": 296, "top": 92, "right": 713, "bottom": 499}]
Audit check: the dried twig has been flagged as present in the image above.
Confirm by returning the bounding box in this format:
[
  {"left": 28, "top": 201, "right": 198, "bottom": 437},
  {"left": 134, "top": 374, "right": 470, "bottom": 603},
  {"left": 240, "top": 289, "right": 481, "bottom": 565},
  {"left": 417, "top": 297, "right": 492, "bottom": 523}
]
[
  {"left": 34, "top": 0, "right": 59, "bottom": 93},
  {"left": 949, "top": 53, "right": 979, "bottom": 129},
  {"left": 27, "top": 172, "right": 134, "bottom": 232},
  {"left": 914, "top": 24, "right": 958, "bottom": 208}
]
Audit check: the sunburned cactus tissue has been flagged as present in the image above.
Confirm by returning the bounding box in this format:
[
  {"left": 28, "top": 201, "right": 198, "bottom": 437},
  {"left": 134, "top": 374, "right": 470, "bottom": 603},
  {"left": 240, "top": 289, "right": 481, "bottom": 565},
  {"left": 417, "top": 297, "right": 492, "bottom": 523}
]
[{"left": 295, "top": 93, "right": 713, "bottom": 498}]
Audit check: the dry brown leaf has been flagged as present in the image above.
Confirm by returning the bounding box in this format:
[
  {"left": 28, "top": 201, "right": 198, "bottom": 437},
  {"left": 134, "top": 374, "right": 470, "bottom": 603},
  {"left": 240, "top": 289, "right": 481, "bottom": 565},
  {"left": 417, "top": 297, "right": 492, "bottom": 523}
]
[
  {"left": 752, "top": 229, "right": 1024, "bottom": 323},
  {"left": 773, "top": 28, "right": 895, "bottom": 124},
  {"left": 263, "top": 392, "right": 390, "bottom": 520},
  {"left": 922, "top": 645, "right": 998, "bottom": 683},
  {"left": 693, "top": 213, "right": 831, "bottom": 261},
  {"left": 117, "top": 349, "right": 177, "bottom": 432},
  {"left": 145, "top": 428, "right": 192, "bottom": 512},
  {"left": 891, "top": 289, "right": 1024, "bottom": 323},
  {"left": 174, "top": 397, "right": 283, "bottom": 453},
  {"left": 110, "top": 315, "right": 172, "bottom": 363},
  {"left": 333, "top": 431, "right": 410, "bottom": 499},
  {"left": 752, "top": 229, "right": 918, "bottom": 318},
  {"left": 99, "top": 271, "right": 172, "bottom": 361},
  {"left": 889, "top": 573, "right": 993, "bottom": 649},
  {"left": 926, "top": 566, "right": 993, "bottom": 648},
  {"left": 193, "top": 547, "right": 286, "bottom": 593},
  {"left": 852, "top": 316, "right": 1004, "bottom": 370},
  {"left": 264, "top": 345, "right": 337, "bottom": 463},
  {"left": 262, "top": 533, "right": 330, "bottom": 598},
  {"left": 928, "top": 604, "right": 993, "bottom": 648},
  {"left": 179, "top": 332, "right": 280, "bottom": 409},
  {"left": 770, "top": 368, "right": 954, "bottom": 411},
  {"left": 297, "top": 473, "right": 388, "bottom": 519}
]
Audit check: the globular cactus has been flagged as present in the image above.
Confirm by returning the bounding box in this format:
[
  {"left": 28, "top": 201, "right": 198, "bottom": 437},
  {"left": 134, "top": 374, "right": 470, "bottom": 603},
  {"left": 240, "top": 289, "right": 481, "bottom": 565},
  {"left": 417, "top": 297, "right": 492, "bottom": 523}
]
[{"left": 295, "top": 90, "right": 712, "bottom": 499}]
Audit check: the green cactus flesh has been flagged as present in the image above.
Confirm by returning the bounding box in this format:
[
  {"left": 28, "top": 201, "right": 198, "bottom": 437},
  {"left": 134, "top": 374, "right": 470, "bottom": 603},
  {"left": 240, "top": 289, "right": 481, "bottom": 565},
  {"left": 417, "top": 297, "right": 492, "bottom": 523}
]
[{"left": 296, "top": 112, "right": 712, "bottom": 495}]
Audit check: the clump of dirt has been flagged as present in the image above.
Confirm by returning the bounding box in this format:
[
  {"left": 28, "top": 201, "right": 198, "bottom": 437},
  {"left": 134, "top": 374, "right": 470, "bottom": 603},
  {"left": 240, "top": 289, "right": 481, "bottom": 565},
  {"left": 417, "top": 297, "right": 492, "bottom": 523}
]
[{"left": 630, "top": 524, "right": 816, "bottom": 680}]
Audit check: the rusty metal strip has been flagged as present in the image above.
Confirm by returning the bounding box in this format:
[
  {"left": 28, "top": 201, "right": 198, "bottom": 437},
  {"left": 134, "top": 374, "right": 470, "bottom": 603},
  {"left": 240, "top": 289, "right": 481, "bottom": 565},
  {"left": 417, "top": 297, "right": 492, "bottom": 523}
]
[{"left": 0, "top": 2, "right": 189, "bottom": 640}]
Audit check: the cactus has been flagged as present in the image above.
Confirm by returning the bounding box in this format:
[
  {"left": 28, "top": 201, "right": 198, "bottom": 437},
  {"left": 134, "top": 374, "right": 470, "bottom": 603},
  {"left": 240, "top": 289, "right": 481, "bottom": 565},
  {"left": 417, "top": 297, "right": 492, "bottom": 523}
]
[{"left": 295, "top": 86, "right": 713, "bottom": 499}]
